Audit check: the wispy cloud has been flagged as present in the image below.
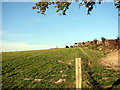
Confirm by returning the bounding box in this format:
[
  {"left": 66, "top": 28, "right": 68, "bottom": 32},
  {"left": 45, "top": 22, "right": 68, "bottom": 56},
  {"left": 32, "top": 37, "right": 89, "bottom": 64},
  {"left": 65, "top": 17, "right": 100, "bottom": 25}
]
[
  {"left": 0, "top": 30, "right": 2, "bottom": 35},
  {"left": 2, "top": 41, "right": 55, "bottom": 52},
  {"left": 2, "top": 30, "right": 24, "bottom": 39}
]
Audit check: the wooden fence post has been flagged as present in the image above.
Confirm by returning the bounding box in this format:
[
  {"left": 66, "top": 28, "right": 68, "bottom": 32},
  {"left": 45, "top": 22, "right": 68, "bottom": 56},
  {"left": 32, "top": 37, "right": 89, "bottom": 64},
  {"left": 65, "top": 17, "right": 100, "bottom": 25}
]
[{"left": 76, "top": 58, "right": 82, "bottom": 89}]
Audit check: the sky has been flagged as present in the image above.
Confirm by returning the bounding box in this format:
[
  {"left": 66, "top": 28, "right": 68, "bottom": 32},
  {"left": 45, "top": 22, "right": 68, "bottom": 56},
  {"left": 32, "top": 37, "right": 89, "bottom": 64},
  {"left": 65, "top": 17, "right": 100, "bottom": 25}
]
[{"left": 1, "top": 2, "right": 118, "bottom": 52}]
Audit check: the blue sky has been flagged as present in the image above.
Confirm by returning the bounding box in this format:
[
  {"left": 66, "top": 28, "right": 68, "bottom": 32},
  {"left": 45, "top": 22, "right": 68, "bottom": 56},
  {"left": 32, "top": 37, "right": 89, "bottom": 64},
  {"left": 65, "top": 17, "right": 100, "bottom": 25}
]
[{"left": 2, "top": 2, "right": 118, "bottom": 51}]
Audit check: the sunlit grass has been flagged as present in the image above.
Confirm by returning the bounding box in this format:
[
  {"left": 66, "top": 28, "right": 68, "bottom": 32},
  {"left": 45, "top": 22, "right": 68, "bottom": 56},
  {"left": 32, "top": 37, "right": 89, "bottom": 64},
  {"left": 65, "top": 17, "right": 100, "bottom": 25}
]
[{"left": 2, "top": 47, "right": 120, "bottom": 88}]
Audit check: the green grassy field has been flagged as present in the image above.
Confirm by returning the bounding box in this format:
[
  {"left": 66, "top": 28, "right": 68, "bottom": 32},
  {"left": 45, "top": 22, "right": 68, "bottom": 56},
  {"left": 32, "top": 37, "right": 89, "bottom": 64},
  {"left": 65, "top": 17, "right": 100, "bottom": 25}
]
[{"left": 2, "top": 47, "right": 120, "bottom": 88}]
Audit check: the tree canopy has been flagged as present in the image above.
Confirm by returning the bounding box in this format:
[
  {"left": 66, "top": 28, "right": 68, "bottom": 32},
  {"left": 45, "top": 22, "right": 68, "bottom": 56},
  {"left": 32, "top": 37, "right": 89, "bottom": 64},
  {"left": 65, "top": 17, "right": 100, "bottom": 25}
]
[{"left": 32, "top": 0, "right": 120, "bottom": 15}]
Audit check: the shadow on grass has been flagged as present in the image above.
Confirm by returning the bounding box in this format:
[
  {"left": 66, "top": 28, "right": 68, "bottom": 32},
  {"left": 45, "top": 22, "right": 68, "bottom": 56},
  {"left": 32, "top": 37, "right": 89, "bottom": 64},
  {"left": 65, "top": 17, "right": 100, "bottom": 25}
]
[
  {"left": 88, "top": 72, "right": 102, "bottom": 89},
  {"left": 107, "top": 79, "right": 120, "bottom": 90}
]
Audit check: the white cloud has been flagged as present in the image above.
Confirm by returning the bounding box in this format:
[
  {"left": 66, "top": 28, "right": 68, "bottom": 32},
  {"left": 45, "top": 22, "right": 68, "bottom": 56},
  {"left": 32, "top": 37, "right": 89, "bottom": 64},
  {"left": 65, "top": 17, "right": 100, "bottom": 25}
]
[{"left": 1, "top": 42, "right": 55, "bottom": 52}]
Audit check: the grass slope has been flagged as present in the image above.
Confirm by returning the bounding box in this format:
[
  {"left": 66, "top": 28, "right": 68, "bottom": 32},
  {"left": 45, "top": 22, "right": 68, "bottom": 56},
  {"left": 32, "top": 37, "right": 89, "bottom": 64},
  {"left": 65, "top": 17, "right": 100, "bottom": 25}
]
[{"left": 2, "top": 47, "right": 120, "bottom": 88}]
